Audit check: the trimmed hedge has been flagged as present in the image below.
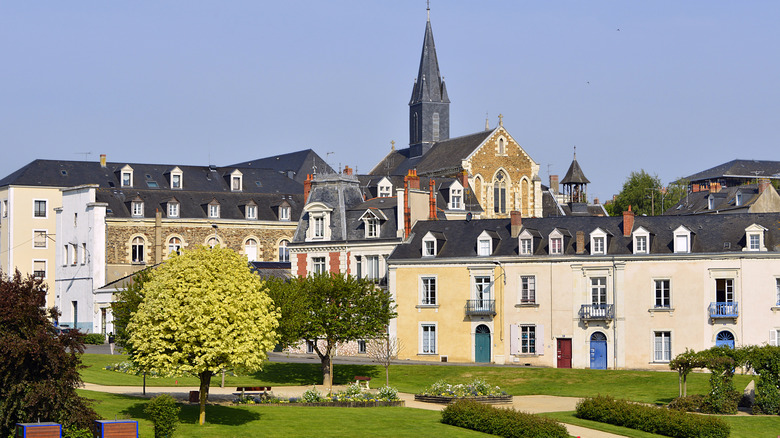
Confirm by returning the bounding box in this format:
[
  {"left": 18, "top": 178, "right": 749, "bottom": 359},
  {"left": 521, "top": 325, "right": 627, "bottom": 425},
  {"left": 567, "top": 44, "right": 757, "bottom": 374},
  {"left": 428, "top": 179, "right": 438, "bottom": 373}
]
[
  {"left": 441, "top": 399, "right": 568, "bottom": 438},
  {"left": 576, "top": 396, "right": 729, "bottom": 438},
  {"left": 83, "top": 333, "right": 105, "bottom": 345}
]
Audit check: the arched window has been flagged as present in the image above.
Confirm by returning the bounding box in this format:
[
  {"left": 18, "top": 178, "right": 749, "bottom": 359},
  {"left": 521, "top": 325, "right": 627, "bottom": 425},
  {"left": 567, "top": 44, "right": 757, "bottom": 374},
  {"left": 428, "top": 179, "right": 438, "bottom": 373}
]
[
  {"left": 207, "top": 237, "right": 219, "bottom": 249},
  {"left": 432, "top": 113, "right": 440, "bottom": 141},
  {"left": 493, "top": 171, "right": 507, "bottom": 214},
  {"left": 131, "top": 236, "right": 145, "bottom": 263},
  {"left": 279, "top": 239, "right": 289, "bottom": 262},
  {"left": 498, "top": 138, "right": 505, "bottom": 155},
  {"left": 245, "top": 238, "right": 258, "bottom": 262},
  {"left": 167, "top": 237, "right": 182, "bottom": 256}
]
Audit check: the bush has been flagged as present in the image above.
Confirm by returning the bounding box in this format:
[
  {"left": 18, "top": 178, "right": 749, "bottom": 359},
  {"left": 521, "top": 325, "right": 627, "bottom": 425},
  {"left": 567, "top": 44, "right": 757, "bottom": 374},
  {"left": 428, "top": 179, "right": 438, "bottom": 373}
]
[
  {"left": 301, "top": 387, "right": 324, "bottom": 403},
  {"left": 63, "top": 425, "right": 93, "bottom": 438},
  {"left": 753, "top": 377, "right": 780, "bottom": 414},
  {"left": 667, "top": 394, "right": 705, "bottom": 412},
  {"left": 420, "top": 378, "right": 506, "bottom": 397},
  {"left": 441, "top": 399, "right": 568, "bottom": 438},
  {"left": 144, "top": 394, "right": 180, "bottom": 438},
  {"left": 83, "top": 333, "right": 105, "bottom": 345},
  {"left": 377, "top": 385, "right": 398, "bottom": 401},
  {"left": 576, "top": 396, "right": 729, "bottom": 438}
]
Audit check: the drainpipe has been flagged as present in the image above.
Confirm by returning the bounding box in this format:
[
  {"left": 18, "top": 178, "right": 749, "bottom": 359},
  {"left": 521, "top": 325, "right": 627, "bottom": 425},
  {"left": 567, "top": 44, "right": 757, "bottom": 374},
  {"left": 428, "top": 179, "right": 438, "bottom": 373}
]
[{"left": 612, "top": 257, "right": 618, "bottom": 370}]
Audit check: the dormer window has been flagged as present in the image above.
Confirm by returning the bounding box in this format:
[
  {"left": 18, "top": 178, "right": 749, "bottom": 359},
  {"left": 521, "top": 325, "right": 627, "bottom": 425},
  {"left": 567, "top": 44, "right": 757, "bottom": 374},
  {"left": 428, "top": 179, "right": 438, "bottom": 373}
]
[
  {"left": 245, "top": 202, "right": 257, "bottom": 220},
  {"left": 121, "top": 165, "right": 134, "bottom": 187},
  {"left": 167, "top": 200, "right": 180, "bottom": 218},
  {"left": 708, "top": 195, "right": 715, "bottom": 210},
  {"left": 448, "top": 181, "right": 464, "bottom": 210},
  {"left": 169, "top": 167, "right": 183, "bottom": 189},
  {"left": 520, "top": 238, "right": 532, "bottom": 255},
  {"left": 230, "top": 169, "right": 243, "bottom": 192},
  {"left": 377, "top": 178, "right": 393, "bottom": 198},
  {"left": 744, "top": 224, "right": 767, "bottom": 252},
  {"left": 422, "top": 231, "right": 445, "bottom": 257},
  {"left": 673, "top": 225, "right": 692, "bottom": 253},
  {"left": 735, "top": 191, "right": 742, "bottom": 206},
  {"left": 304, "top": 202, "right": 333, "bottom": 241},
  {"left": 131, "top": 200, "right": 144, "bottom": 217},
  {"left": 208, "top": 201, "right": 220, "bottom": 219},
  {"left": 477, "top": 230, "right": 499, "bottom": 256},
  {"left": 548, "top": 229, "right": 566, "bottom": 255},
  {"left": 589, "top": 228, "right": 609, "bottom": 255},
  {"left": 632, "top": 226, "right": 651, "bottom": 255},
  {"left": 279, "top": 201, "right": 291, "bottom": 221},
  {"left": 360, "top": 209, "right": 387, "bottom": 239}
]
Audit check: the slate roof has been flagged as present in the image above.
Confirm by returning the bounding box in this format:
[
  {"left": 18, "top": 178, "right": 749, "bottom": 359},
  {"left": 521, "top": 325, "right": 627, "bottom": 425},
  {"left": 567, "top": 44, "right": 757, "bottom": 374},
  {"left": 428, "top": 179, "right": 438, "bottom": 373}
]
[
  {"left": 561, "top": 157, "right": 590, "bottom": 184},
  {"left": 228, "top": 149, "right": 335, "bottom": 184},
  {"left": 663, "top": 184, "right": 761, "bottom": 215},
  {"left": 686, "top": 159, "right": 780, "bottom": 183},
  {"left": 409, "top": 17, "right": 449, "bottom": 106},
  {"left": 369, "top": 130, "right": 493, "bottom": 177},
  {"left": 357, "top": 174, "right": 483, "bottom": 215},
  {"left": 389, "top": 213, "right": 780, "bottom": 260},
  {"left": 250, "top": 262, "right": 293, "bottom": 279}
]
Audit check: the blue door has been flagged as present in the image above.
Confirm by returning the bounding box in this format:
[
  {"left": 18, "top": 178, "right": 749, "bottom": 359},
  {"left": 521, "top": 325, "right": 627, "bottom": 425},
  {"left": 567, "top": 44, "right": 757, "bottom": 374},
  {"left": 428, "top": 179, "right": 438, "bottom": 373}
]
[
  {"left": 716, "top": 331, "right": 735, "bottom": 349},
  {"left": 590, "top": 332, "right": 607, "bottom": 370},
  {"left": 475, "top": 325, "right": 491, "bottom": 363}
]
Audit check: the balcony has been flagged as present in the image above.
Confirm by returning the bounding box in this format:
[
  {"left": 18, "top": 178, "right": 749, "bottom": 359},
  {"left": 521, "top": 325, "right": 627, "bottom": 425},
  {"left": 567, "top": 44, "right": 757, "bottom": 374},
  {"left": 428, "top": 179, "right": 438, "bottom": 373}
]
[
  {"left": 709, "top": 302, "right": 738, "bottom": 320},
  {"left": 579, "top": 304, "right": 614, "bottom": 326},
  {"left": 465, "top": 299, "right": 496, "bottom": 317}
]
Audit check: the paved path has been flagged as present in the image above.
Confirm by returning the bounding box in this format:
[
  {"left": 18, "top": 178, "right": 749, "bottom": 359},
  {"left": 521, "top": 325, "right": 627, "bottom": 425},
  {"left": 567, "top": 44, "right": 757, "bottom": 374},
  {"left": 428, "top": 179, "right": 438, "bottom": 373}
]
[{"left": 82, "top": 383, "right": 625, "bottom": 437}]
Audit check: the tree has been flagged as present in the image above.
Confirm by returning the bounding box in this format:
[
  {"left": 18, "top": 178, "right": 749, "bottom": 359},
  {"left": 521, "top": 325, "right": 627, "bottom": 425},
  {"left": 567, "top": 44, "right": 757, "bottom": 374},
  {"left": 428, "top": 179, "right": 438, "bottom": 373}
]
[
  {"left": 612, "top": 170, "right": 662, "bottom": 216},
  {"left": 0, "top": 270, "right": 98, "bottom": 436},
  {"left": 110, "top": 267, "right": 153, "bottom": 354},
  {"left": 127, "top": 246, "right": 279, "bottom": 425},
  {"left": 669, "top": 348, "right": 704, "bottom": 397},
  {"left": 367, "top": 335, "right": 403, "bottom": 387},
  {"left": 265, "top": 273, "right": 396, "bottom": 391}
]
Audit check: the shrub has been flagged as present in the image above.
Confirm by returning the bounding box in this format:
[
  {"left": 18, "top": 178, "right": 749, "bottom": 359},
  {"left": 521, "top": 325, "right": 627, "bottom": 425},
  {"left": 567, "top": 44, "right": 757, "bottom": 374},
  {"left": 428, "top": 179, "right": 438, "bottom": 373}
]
[
  {"left": 753, "top": 377, "right": 780, "bottom": 414},
  {"left": 441, "top": 399, "right": 568, "bottom": 438},
  {"left": 144, "top": 394, "right": 180, "bottom": 438},
  {"left": 667, "top": 394, "right": 705, "bottom": 412},
  {"left": 63, "top": 425, "right": 93, "bottom": 438},
  {"left": 576, "top": 396, "right": 729, "bottom": 438},
  {"left": 83, "top": 333, "right": 106, "bottom": 345},
  {"left": 377, "top": 385, "right": 398, "bottom": 401},
  {"left": 301, "top": 387, "right": 324, "bottom": 403},
  {"left": 420, "top": 378, "right": 505, "bottom": 397}
]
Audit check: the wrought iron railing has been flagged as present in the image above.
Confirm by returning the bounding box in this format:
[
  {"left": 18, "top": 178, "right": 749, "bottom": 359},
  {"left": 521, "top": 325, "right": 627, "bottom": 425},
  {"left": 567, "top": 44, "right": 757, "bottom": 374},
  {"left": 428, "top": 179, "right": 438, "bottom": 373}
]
[
  {"left": 579, "top": 304, "right": 615, "bottom": 320},
  {"left": 709, "top": 302, "right": 738, "bottom": 318},
  {"left": 465, "top": 299, "right": 496, "bottom": 316}
]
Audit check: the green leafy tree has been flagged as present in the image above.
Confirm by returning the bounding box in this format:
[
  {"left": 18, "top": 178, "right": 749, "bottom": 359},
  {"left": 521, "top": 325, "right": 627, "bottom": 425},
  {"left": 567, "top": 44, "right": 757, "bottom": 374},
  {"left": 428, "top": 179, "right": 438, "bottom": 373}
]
[
  {"left": 0, "top": 270, "right": 98, "bottom": 436},
  {"left": 110, "top": 267, "right": 153, "bottom": 354},
  {"left": 669, "top": 348, "right": 704, "bottom": 397},
  {"left": 265, "top": 273, "right": 396, "bottom": 391},
  {"left": 128, "top": 246, "right": 279, "bottom": 425},
  {"left": 660, "top": 178, "right": 691, "bottom": 213},
  {"left": 612, "top": 170, "right": 662, "bottom": 216}
]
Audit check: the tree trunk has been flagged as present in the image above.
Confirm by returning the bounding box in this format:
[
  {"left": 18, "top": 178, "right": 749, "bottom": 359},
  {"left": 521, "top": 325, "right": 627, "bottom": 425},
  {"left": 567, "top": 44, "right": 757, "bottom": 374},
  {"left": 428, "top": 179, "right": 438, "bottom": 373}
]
[
  {"left": 385, "top": 365, "right": 389, "bottom": 387},
  {"left": 198, "top": 370, "right": 213, "bottom": 425},
  {"left": 321, "top": 354, "right": 333, "bottom": 392},
  {"left": 683, "top": 374, "right": 688, "bottom": 397},
  {"left": 678, "top": 373, "right": 682, "bottom": 397}
]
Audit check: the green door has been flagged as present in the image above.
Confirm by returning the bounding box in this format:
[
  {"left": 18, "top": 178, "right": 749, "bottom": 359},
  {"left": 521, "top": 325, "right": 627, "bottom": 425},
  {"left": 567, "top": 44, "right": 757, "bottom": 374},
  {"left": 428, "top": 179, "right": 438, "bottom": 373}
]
[{"left": 475, "top": 325, "right": 491, "bottom": 363}]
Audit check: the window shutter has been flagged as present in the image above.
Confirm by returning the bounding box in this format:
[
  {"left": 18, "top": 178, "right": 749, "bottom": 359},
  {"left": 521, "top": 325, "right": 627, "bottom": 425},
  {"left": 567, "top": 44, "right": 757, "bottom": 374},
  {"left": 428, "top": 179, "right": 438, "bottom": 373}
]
[
  {"left": 510, "top": 324, "right": 518, "bottom": 355},
  {"left": 537, "top": 325, "right": 544, "bottom": 355},
  {"left": 771, "top": 330, "right": 778, "bottom": 347}
]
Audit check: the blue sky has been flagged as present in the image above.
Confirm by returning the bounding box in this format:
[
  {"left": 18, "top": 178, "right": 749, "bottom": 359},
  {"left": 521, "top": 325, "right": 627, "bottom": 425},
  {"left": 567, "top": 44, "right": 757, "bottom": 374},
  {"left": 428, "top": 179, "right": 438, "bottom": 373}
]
[{"left": 2, "top": 1, "right": 779, "bottom": 201}]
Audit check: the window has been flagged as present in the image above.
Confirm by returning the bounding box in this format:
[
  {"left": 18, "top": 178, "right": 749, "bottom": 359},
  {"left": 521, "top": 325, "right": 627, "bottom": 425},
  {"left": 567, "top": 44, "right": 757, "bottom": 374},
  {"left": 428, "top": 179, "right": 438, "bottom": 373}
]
[
  {"left": 591, "top": 277, "right": 607, "bottom": 305},
  {"left": 71, "top": 243, "right": 78, "bottom": 265},
  {"left": 654, "top": 331, "right": 671, "bottom": 362},
  {"left": 168, "top": 237, "right": 182, "bottom": 256},
  {"left": 673, "top": 226, "right": 691, "bottom": 253},
  {"left": 279, "top": 240, "right": 289, "bottom": 262},
  {"left": 776, "top": 278, "right": 780, "bottom": 306},
  {"left": 521, "top": 276, "right": 536, "bottom": 304},
  {"left": 378, "top": 184, "right": 392, "bottom": 197},
  {"left": 493, "top": 171, "right": 506, "bottom": 214},
  {"left": 306, "top": 340, "right": 315, "bottom": 354},
  {"left": 520, "top": 325, "right": 536, "bottom": 354},
  {"left": 312, "top": 256, "right": 326, "bottom": 274},
  {"left": 365, "top": 255, "right": 380, "bottom": 280},
  {"left": 475, "top": 276, "right": 492, "bottom": 304},
  {"left": 357, "top": 340, "right": 367, "bottom": 354},
  {"left": 121, "top": 166, "right": 133, "bottom": 187},
  {"left": 477, "top": 238, "right": 491, "bottom": 256},
  {"left": 209, "top": 203, "right": 220, "bottom": 218},
  {"left": 735, "top": 191, "right": 742, "bottom": 206},
  {"left": 246, "top": 205, "right": 257, "bottom": 220},
  {"left": 131, "top": 201, "right": 143, "bottom": 217},
  {"left": 432, "top": 113, "right": 440, "bottom": 142},
  {"left": 655, "top": 279, "right": 670, "bottom": 308},
  {"left": 745, "top": 224, "right": 767, "bottom": 252},
  {"left": 450, "top": 188, "right": 462, "bottom": 209},
  {"left": 749, "top": 234, "right": 760, "bottom": 250},
  {"left": 33, "top": 230, "right": 47, "bottom": 248},
  {"left": 74, "top": 213, "right": 78, "bottom": 227},
  {"left": 172, "top": 173, "right": 181, "bottom": 189},
  {"left": 82, "top": 243, "right": 87, "bottom": 264},
  {"left": 33, "top": 260, "right": 46, "bottom": 279},
  {"left": 167, "top": 202, "right": 179, "bottom": 218},
  {"left": 207, "top": 237, "right": 219, "bottom": 249},
  {"left": 421, "top": 277, "right": 436, "bottom": 305},
  {"left": 366, "top": 218, "right": 379, "bottom": 238},
  {"left": 34, "top": 200, "right": 47, "bottom": 218},
  {"left": 421, "top": 324, "right": 436, "bottom": 354},
  {"left": 131, "top": 237, "right": 145, "bottom": 263},
  {"left": 245, "top": 238, "right": 258, "bottom": 262},
  {"left": 279, "top": 206, "right": 291, "bottom": 221},
  {"left": 550, "top": 237, "right": 562, "bottom": 255},
  {"left": 520, "top": 237, "right": 532, "bottom": 255},
  {"left": 592, "top": 236, "right": 605, "bottom": 254},
  {"left": 231, "top": 170, "right": 243, "bottom": 191},
  {"left": 716, "top": 278, "right": 734, "bottom": 303},
  {"left": 497, "top": 138, "right": 505, "bottom": 155},
  {"left": 708, "top": 195, "right": 715, "bottom": 210},
  {"left": 423, "top": 239, "right": 436, "bottom": 257},
  {"left": 62, "top": 245, "right": 68, "bottom": 266},
  {"left": 313, "top": 216, "right": 325, "bottom": 238},
  {"left": 635, "top": 235, "right": 647, "bottom": 254},
  {"left": 2, "top": 199, "right": 7, "bottom": 217}
]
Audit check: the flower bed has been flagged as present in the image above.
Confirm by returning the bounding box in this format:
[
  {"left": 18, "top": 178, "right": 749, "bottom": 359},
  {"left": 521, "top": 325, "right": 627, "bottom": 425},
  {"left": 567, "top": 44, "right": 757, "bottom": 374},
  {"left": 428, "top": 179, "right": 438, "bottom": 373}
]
[
  {"left": 414, "top": 379, "right": 512, "bottom": 404},
  {"left": 235, "top": 384, "right": 403, "bottom": 407}
]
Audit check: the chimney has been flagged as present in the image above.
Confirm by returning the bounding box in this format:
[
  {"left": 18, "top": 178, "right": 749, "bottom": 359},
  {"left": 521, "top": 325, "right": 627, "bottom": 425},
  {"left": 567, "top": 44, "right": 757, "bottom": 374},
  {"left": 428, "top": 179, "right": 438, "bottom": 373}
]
[
  {"left": 593, "top": 197, "right": 600, "bottom": 205},
  {"left": 405, "top": 169, "right": 420, "bottom": 190},
  {"left": 404, "top": 180, "right": 411, "bottom": 239},
  {"left": 100, "top": 154, "right": 107, "bottom": 168},
  {"left": 709, "top": 182, "right": 721, "bottom": 193},
  {"left": 343, "top": 165, "right": 353, "bottom": 176},
  {"left": 428, "top": 179, "right": 437, "bottom": 220},
  {"left": 460, "top": 170, "right": 469, "bottom": 191},
  {"left": 576, "top": 231, "right": 585, "bottom": 254},
  {"left": 303, "top": 174, "right": 313, "bottom": 202},
  {"left": 623, "top": 205, "right": 635, "bottom": 237},
  {"left": 758, "top": 178, "right": 771, "bottom": 194},
  {"left": 510, "top": 211, "right": 522, "bottom": 238},
  {"left": 549, "top": 175, "right": 559, "bottom": 193}
]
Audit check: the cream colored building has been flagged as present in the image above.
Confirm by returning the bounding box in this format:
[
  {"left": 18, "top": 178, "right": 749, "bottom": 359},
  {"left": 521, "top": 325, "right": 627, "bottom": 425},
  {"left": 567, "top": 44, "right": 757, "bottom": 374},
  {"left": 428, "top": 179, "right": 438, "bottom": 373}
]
[{"left": 388, "top": 211, "right": 780, "bottom": 369}]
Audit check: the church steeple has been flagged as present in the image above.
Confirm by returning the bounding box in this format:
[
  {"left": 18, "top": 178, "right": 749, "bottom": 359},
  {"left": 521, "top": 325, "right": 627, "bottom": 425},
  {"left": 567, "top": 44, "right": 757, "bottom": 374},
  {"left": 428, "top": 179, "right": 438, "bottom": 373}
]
[{"left": 409, "top": 5, "right": 450, "bottom": 157}]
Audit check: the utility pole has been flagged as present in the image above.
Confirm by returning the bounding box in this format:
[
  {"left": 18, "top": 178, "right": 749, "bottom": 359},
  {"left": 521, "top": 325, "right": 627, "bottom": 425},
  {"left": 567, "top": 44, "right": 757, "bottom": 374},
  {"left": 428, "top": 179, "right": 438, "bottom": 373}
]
[{"left": 644, "top": 188, "right": 655, "bottom": 216}]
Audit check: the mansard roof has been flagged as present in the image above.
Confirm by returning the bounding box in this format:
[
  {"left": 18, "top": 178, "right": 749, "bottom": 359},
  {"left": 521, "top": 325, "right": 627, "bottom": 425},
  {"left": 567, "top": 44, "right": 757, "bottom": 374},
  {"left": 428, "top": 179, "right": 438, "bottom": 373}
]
[
  {"left": 663, "top": 184, "right": 767, "bottom": 215},
  {"left": 228, "top": 149, "right": 334, "bottom": 184},
  {"left": 686, "top": 159, "right": 780, "bottom": 183}
]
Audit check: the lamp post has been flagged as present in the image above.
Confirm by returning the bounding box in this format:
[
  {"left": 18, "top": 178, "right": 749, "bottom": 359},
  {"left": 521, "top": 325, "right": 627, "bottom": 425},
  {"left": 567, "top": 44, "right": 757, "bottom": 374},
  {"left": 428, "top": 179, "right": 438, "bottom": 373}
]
[{"left": 211, "top": 224, "right": 218, "bottom": 248}]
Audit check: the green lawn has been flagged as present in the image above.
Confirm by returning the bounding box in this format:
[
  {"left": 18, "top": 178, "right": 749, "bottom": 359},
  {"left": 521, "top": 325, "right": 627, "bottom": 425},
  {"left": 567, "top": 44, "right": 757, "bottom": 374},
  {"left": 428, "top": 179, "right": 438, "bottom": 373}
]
[
  {"left": 79, "top": 390, "right": 491, "bottom": 438},
  {"left": 82, "top": 353, "right": 752, "bottom": 405}
]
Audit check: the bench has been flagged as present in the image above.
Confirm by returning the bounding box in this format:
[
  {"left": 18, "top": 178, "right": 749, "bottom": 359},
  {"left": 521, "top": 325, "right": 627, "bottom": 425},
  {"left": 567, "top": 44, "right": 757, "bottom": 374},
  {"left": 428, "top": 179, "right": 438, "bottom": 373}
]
[
  {"left": 355, "top": 376, "right": 371, "bottom": 389},
  {"left": 234, "top": 386, "right": 272, "bottom": 398}
]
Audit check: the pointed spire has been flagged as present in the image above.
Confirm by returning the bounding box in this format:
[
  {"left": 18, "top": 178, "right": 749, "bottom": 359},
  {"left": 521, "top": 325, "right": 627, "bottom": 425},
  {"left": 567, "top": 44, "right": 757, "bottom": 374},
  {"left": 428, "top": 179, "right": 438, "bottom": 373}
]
[
  {"left": 409, "top": 7, "right": 449, "bottom": 106},
  {"left": 485, "top": 112, "right": 490, "bottom": 131}
]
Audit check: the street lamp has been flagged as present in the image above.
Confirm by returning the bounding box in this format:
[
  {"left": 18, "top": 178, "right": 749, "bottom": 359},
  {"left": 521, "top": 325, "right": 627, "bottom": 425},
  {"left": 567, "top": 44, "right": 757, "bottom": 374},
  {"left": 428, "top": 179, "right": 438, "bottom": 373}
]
[{"left": 211, "top": 224, "right": 218, "bottom": 248}]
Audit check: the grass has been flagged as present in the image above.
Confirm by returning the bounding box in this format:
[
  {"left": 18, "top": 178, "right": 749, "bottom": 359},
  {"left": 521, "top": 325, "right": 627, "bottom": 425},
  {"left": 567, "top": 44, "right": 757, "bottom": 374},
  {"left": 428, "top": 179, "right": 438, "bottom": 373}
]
[
  {"left": 79, "top": 390, "right": 491, "bottom": 437},
  {"left": 541, "top": 411, "right": 664, "bottom": 438},
  {"left": 82, "top": 353, "right": 753, "bottom": 405}
]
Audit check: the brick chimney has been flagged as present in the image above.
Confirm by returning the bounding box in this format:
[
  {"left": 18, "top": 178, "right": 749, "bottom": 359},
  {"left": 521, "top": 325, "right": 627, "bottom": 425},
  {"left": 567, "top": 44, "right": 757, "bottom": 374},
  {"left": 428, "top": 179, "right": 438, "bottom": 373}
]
[
  {"left": 623, "top": 205, "right": 635, "bottom": 237},
  {"left": 405, "top": 169, "right": 420, "bottom": 190},
  {"left": 593, "top": 197, "right": 599, "bottom": 205},
  {"left": 100, "top": 154, "right": 107, "bottom": 168},
  {"left": 404, "top": 179, "right": 411, "bottom": 239},
  {"left": 576, "top": 231, "right": 585, "bottom": 254},
  {"left": 549, "top": 175, "right": 559, "bottom": 193},
  {"left": 510, "top": 211, "right": 522, "bottom": 237},
  {"left": 709, "top": 182, "right": 722, "bottom": 193},
  {"left": 303, "top": 174, "right": 313, "bottom": 202},
  {"left": 460, "top": 170, "right": 469, "bottom": 190},
  {"left": 343, "top": 165, "right": 353, "bottom": 176},
  {"left": 758, "top": 178, "right": 771, "bottom": 194},
  {"left": 428, "top": 179, "right": 437, "bottom": 220}
]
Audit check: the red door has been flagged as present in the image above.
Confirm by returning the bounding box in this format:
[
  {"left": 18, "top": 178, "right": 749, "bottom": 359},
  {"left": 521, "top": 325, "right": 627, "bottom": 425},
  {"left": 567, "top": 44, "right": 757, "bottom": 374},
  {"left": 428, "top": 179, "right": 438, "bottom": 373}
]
[{"left": 557, "top": 338, "right": 572, "bottom": 368}]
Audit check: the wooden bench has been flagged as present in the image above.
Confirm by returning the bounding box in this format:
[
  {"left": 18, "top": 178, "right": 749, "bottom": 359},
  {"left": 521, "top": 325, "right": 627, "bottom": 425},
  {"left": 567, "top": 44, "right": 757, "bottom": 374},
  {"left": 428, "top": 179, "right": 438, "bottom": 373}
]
[
  {"left": 234, "top": 386, "right": 272, "bottom": 398},
  {"left": 354, "top": 376, "right": 371, "bottom": 389}
]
